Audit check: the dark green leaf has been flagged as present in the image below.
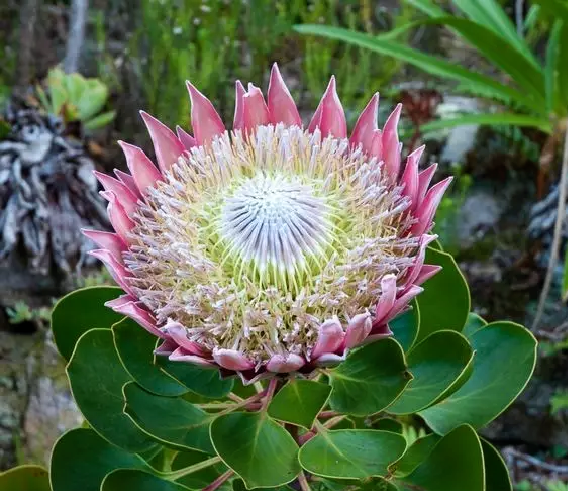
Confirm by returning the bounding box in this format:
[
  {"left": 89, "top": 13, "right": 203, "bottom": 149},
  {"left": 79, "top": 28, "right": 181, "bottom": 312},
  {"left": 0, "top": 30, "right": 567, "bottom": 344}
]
[
  {"left": 545, "top": 21, "right": 563, "bottom": 114},
  {"left": 113, "top": 318, "right": 187, "bottom": 397},
  {"left": 124, "top": 382, "right": 214, "bottom": 454},
  {"left": 400, "top": 425, "right": 484, "bottom": 491},
  {"left": 268, "top": 379, "right": 331, "bottom": 429},
  {"left": 416, "top": 248, "right": 470, "bottom": 342},
  {"left": 50, "top": 428, "right": 149, "bottom": 491},
  {"left": 299, "top": 429, "right": 406, "bottom": 479},
  {"left": 157, "top": 357, "right": 233, "bottom": 399},
  {"left": 390, "top": 300, "right": 420, "bottom": 352},
  {"left": 482, "top": 438, "right": 512, "bottom": 491},
  {"left": 171, "top": 450, "right": 229, "bottom": 489},
  {"left": 67, "top": 329, "right": 156, "bottom": 452},
  {"left": 0, "top": 465, "right": 50, "bottom": 491},
  {"left": 563, "top": 247, "right": 568, "bottom": 301},
  {"left": 293, "top": 25, "right": 540, "bottom": 112},
  {"left": 388, "top": 330, "right": 473, "bottom": 414},
  {"left": 52, "top": 286, "right": 123, "bottom": 361},
  {"left": 232, "top": 479, "right": 292, "bottom": 491},
  {"left": 329, "top": 338, "right": 410, "bottom": 416},
  {"left": 392, "top": 434, "right": 440, "bottom": 477},
  {"left": 373, "top": 418, "right": 403, "bottom": 434},
  {"left": 210, "top": 412, "right": 300, "bottom": 488},
  {"left": 102, "top": 470, "right": 190, "bottom": 491},
  {"left": 463, "top": 313, "right": 487, "bottom": 338},
  {"left": 419, "top": 322, "right": 537, "bottom": 434}
]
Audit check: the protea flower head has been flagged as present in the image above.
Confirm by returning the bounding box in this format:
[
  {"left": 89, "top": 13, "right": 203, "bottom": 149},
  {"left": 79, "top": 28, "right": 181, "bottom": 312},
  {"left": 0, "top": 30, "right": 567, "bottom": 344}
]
[{"left": 84, "top": 64, "right": 450, "bottom": 384}]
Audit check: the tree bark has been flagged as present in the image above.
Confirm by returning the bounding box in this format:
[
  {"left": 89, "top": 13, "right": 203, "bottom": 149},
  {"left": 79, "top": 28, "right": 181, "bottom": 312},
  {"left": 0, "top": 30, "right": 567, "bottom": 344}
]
[{"left": 64, "top": 0, "right": 89, "bottom": 74}]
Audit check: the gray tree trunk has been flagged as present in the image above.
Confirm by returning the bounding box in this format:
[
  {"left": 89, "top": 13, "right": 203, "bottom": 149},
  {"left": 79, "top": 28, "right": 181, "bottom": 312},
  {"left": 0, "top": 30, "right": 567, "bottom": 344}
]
[{"left": 63, "top": 0, "right": 89, "bottom": 74}]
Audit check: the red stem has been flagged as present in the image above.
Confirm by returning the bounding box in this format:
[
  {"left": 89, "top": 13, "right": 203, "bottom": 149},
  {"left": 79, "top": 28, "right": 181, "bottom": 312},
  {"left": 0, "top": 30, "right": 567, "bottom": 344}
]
[{"left": 202, "top": 470, "right": 234, "bottom": 491}]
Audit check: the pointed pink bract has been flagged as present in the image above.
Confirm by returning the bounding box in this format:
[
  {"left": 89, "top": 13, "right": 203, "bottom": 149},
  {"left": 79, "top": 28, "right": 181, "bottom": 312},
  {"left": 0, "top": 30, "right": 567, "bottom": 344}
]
[
  {"left": 140, "top": 111, "right": 185, "bottom": 173},
  {"left": 186, "top": 80, "right": 225, "bottom": 145},
  {"left": 268, "top": 63, "right": 302, "bottom": 127},
  {"left": 308, "top": 77, "right": 347, "bottom": 138}
]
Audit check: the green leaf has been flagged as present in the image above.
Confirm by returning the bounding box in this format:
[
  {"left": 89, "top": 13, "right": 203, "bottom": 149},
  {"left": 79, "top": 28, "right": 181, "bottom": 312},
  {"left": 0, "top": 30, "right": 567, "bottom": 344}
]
[
  {"left": 113, "top": 318, "right": 187, "bottom": 397},
  {"left": 528, "top": 0, "right": 568, "bottom": 23},
  {"left": 210, "top": 412, "right": 300, "bottom": 488},
  {"left": 67, "top": 329, "right": 156, "bottom": 452},
  {"left": 419, "top": 322, "right": 537, "bottom": 434},
  {"left": 328, "top": 338, "right": 410, "bottom": 416},
  {"left": 390, "top": 300, "right": 420, "bottom": 352},
  {"left": 50, "top": 428, "right": 149, "bottom": 491},
  {"left": 463, "top": 313, "right": 487, "bottom": 338},
  {"left": 419, "top": 113, "right": 552, "bottom": 134},
  {"left": 77, "top": 83, "right": 108, "bottom": 121},
  {"left": 124, "top": 382, "right": 214, "bottom": 454},
  {"left": 400, "top": 425, "right": 484, "bottom": 491},
  {"left": 171, "top": 450, "right": 229, "bottom": 489},
  {"left": 293, "top": 25, "right": 541, "bottom": 112},
  {"left": 392, "top": 434, "right": 440, "bottom": 478},
  {"left": 299, "top": 429, "right": 406, "bottom": 479},
  {"left": 0, "top": 465, "right": 50, "bottom": 491},
  {"left": 84, "top": 110, "right": 116, "bottom": 130},
  {"left": 452, "top": 0, "right": 538, "bottom": 67},
  {"left": 268, "top": 379, "right": 331, "bottom": 429},
  {"left": 102, "top": 470, "right": 191, "bottom": 491},
  {"left": 546, "top": 21, "right": 563, "bottom": 114},
  {"left": 423, "top": 17, "right": 544, "bottom": 102},
  {"left": 481, "top": 438, "right": 512, "bottom": 491},
  {"left": 52, "top": 286, "right": 123, "bottom": 361},
  {"left": 388, "top": 330, "right": 474, "bottom": 414},
  {"left": 416, "top": 248, "right": 470, "bottom": 342},
  {"left": 406, "top": 0, "right": 445, "bottom": 17},
  {"left": 157, "top": 357, "right": 233, "bottom": 399}
]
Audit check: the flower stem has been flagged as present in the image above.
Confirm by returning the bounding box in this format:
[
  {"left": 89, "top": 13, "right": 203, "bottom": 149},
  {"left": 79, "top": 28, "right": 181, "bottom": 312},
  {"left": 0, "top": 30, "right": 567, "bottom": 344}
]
[
  {"left": 317, "top": 410, "right": 339, "bottom": 419},
  {"left": 261, "top": 378, "right": 279, "bottom": 412},
  {"left": 162, "top": 456, "right": 222, "bottom": 481},
  {"left": 297, "top": 471, "right": 312, "bottom": 491},
  {"left": 203, "top": 470, "right": 234, "bottom": 491},
  {"left": 213, "top": 392, "right": 265, "bottom": 417}
]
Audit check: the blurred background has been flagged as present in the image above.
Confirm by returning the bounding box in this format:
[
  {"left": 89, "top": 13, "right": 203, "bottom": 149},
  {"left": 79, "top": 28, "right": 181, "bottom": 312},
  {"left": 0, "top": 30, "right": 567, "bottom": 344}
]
[{"left": 0, "top": 0, "right": 567, "bottom": 489}]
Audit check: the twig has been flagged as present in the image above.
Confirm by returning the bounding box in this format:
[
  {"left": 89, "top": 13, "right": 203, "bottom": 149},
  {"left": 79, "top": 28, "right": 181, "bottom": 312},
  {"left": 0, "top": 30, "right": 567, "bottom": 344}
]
[
  {"left": 507, "top": 447, "right": 568, "bottom": 474},
  {"left": 202, "top": 470, "right": 234, "bottom": 491},
  {"left": 317, "top": 410, "right": 339, "bottom": 419},
  {"left": 532, "top": 122, "right": 568, "bottom": 330},
  {"left": 64, "top": 0, "right": 88, "bottom": 73},
  {"left": 297, "top": 471, "right": 313, "bottom": 491}
]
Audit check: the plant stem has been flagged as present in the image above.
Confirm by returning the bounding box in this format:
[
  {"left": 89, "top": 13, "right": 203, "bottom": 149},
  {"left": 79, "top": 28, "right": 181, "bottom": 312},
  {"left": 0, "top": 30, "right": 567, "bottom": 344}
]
[
  {"left": 532, "top": 122, "right": 568, "bottom": 330},
  {"left": 317, "top": 410, "right": 339, "bottom": 419},
  {"left": 261, "top": 378, "right": 279, "bottom": 412},
  {"left": 322, "top": 415, "right": 346, "bottom": 429},
  {"left": 212, "top": 392, "right": 266, "bottom": 417},
  {"left": 203, "top": 470, "right": 234, "bottom": 491},
  {"left": 298, "top": 471, "right": 313, "bottom": 491},
  {"left": 162, "top": 456, "right": 222, "bottom": 481}
]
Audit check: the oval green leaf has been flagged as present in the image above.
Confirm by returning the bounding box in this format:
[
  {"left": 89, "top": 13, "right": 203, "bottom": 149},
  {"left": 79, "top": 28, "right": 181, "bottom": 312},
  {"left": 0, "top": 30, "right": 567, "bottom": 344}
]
[
  {"left": 329, "top": 338, "right": 411, "bottom": 416},
  {"left": 268, "top": 379, "right": 331, "bottom": 429},
  {"left": 416, "top": 248, "right": 470, "bottom": 342},
  {"left": 52, "top": 286, "right": 123, "bottom": 361},
  {"left": 392, "top": 434, "right": 440, "bottom": 478},
  {"left": 50, "top": 428, "right": 149, "bottom": 491},
  {"left": 299, "top": 429, "right": 406, "bottom": 479},
  {"left": 210, "top": 412, "right": 300, "bottom": 488},
  {"left": 390, "top": 300, "right": 420, "bottom": 352},
  {"left": 157, "top": 357, "right": 233, "bottom": 399},
  {"left": 388, "top": 330, "right": 474, "bottom": 414},
  {"left": 113, "top": 318, "right": 188, "bottom": 397},
  {"left": 463, "top": 313, "right": 488, "bottom": 338},
  {"left": 124, "top": 382, "right": 214, "bottom": 453},
  {"left": 102, "top": 470, "right": 191, "bottom": 491},
  {"left": 0, "top": 465, "right": 50, "bottom": 491},
  {"left": 67, "top": 328, "right": 156, "bottom": 452},
  {"left": 419, "top": 322, "right": 537, "bottom": 434},
  {"left": 482, "top": 438, "right": 512, "bottom": 491},
  {"left": 400, "top": 425, "right": 484, "bottom": 491}
]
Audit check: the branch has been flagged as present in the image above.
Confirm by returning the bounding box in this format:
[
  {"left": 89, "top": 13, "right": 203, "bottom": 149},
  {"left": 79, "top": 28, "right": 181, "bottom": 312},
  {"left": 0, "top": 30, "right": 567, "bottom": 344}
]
[
  {"left": 64, "top": 0, "right": 88, "bottom": 73},
  {"left": 532, "top": 122, "right": 568, "bottom": 330}
]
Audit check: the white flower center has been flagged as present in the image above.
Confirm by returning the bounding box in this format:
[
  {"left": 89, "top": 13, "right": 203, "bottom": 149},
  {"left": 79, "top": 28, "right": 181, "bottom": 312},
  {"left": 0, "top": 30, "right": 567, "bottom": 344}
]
[{"left": 219, "top": 174, "right": 333, "bottom": 289}]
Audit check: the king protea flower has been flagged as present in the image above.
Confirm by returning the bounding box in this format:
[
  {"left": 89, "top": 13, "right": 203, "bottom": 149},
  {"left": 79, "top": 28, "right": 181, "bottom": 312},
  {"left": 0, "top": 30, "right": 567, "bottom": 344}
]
[{"left": 84, "top": 64, "right": 450, "bottom": 384}]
